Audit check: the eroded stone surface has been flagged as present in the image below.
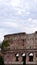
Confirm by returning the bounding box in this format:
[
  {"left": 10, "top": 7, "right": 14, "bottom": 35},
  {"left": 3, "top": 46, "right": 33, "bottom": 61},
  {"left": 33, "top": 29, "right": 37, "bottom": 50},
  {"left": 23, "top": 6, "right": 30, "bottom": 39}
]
[{"left": 2, "top": 31, "right": 37, "bottom": 65}]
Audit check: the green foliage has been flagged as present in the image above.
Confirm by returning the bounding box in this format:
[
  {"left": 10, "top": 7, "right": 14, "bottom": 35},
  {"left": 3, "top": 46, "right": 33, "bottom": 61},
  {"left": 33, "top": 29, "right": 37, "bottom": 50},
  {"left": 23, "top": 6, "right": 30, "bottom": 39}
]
[
  {"left": 1, "top": 40, "right": 10, "bottom": 50},
  {"left": 0, "top": 55, "right": 5, "bottom": 65},
  {"left": 0, "top": 43, "right": 2, "bottom": 48},
  {"left": 3, "top": 40, "right": 9, "bottom": 47}
]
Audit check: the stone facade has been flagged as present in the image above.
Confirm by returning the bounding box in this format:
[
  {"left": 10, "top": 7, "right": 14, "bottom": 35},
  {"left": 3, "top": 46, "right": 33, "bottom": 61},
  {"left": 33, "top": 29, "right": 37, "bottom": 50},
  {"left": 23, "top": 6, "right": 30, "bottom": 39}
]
[{"left": 2, "top": 31, "right": 37, "bottom": 65}]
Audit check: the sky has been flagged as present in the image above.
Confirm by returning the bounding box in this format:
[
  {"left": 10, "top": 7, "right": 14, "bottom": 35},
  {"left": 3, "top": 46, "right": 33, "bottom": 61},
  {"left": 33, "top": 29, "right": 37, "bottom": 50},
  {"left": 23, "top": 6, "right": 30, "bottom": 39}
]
[{"left": 0, "top": 0, "right": 37, "bottom": 41}]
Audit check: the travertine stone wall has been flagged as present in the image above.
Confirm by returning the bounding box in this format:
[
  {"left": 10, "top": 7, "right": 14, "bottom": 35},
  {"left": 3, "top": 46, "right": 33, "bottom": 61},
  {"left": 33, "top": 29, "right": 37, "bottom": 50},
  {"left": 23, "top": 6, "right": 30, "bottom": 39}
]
[
  {"left": 3, "top": 31, "right": 37, "bottom": 65},
  {"left": 4, "top": 32, "right": 36, "bottom": 50}
]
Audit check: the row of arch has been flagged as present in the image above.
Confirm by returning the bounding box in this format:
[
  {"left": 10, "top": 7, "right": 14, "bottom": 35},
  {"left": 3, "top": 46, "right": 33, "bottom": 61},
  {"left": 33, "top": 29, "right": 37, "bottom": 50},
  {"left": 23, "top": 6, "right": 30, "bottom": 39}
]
[
  {"left": 16, "top": 53, "right": 33, "bottom": 57},
  {"left": 16, "top": 53, "right": 33, "bottom": 62}
]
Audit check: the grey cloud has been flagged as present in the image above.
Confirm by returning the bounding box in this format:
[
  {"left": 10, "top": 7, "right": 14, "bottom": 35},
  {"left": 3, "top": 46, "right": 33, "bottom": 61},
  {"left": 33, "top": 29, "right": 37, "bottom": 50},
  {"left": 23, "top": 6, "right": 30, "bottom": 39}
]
[
  {"left": 0, "top": 0, "right": 37, "bottom": 41},
  {"left": 0, "top": 0, "right": 37, "bottom": 21}
]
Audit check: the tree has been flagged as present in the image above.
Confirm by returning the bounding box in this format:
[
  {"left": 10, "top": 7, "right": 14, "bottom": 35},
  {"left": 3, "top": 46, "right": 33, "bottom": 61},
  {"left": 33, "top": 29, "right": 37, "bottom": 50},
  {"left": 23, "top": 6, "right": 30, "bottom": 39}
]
[
  {"left": 0, "top": 55, "right": 5, "bottom": 65},
  {"left": 0, "top": 43, "right": 2, "bottom": 48},
  {"left": 1, "top": 40, "right": 10, "bottom": 51}
]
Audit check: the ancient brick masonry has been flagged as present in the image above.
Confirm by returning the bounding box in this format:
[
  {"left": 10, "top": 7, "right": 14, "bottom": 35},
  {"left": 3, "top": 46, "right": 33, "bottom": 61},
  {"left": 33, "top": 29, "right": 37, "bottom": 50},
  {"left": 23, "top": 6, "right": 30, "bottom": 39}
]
[{"left": 2, "top": 31, "right": 37, "bottom": 65}]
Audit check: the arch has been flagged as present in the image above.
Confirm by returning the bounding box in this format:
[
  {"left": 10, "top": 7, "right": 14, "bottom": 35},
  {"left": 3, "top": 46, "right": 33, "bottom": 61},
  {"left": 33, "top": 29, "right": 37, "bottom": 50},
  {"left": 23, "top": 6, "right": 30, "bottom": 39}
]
[
  {"left": 22, "top": 53, "right": 26, "bottom": 63},
  {"left": 16, "top": 53, "right": 19, "bottom": 61},
  {"left": 29, "top": 53, "right": 33, "bottom": 56},
  {"left": 29, "top": 53, "right": 33, "bottom": 62},
  {"left": 22, "top": 53, "right": 26, "bottom": 56},
  {"left": 16, "top": 53, "right": 19, "bottom": 57}
]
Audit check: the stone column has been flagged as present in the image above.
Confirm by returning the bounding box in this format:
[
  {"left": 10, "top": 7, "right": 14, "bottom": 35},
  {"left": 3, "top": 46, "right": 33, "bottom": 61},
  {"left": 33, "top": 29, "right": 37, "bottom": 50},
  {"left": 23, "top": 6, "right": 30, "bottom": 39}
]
[
  {"left": 33, "top": 52, "right": 36, "bottom": 64},
  {"left": 26, "top": 52, "right": 29, "bottom": 64}
]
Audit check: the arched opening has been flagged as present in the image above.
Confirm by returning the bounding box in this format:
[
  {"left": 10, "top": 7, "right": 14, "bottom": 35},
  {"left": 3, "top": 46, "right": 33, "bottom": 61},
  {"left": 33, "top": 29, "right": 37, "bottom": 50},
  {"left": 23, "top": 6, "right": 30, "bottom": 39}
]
[
  {"left": 16, "top": 53, "right": 19, "bottom": 61},
  {"left": 22, "top": 53, "right": 26, "bottom": 64},
  {"left": 29, "top": 53, "right": 33, "bottom": 62}
]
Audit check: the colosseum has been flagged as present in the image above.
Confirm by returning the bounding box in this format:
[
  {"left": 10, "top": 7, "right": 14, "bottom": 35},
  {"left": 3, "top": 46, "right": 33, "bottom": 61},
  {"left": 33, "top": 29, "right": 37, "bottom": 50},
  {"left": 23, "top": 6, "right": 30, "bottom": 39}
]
[{"left": 2, "top": 31, "right": 37, "bottom": 65}]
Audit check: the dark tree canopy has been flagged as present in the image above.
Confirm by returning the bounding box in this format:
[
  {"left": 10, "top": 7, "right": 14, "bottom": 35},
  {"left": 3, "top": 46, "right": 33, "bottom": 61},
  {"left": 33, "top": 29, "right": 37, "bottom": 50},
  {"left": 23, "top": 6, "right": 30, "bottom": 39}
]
[
  {"left": 0, "top": 55, "right": 5, "bottom": 65},
  {"left": 0, "top": 43, "right": 2, "bottom": 48},
  {"left": 1, "top": 40, "right": 10, "bottom": 51}
]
